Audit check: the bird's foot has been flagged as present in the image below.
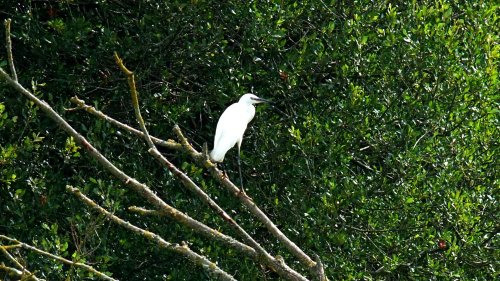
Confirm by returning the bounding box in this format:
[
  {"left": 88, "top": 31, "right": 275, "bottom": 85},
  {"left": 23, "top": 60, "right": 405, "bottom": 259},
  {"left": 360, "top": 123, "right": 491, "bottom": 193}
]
[
  {"left": 238, "top": 188, "right": 252, "bottom": 201},
  {"left": 219, "top": 169, "right": 228, "bottom": 179}
]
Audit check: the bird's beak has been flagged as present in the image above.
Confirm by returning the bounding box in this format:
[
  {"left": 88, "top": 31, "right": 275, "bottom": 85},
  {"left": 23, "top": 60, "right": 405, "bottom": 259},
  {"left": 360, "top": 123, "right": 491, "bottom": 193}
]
[{"left": 251, "top": 97, "right": 270, "bottom": 103}]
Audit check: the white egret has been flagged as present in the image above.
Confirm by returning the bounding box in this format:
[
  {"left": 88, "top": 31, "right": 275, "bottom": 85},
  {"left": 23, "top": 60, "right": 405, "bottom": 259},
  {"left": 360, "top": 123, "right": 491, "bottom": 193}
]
[{"left": 210, "top": 93, "right": 269, "bottom": 194}]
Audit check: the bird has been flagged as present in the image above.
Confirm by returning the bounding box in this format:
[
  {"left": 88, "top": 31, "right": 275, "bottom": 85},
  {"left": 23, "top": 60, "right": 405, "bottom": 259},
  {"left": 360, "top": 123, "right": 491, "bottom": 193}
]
[{"left": 210, "top": 93, "right": 269, "bottom": 195}]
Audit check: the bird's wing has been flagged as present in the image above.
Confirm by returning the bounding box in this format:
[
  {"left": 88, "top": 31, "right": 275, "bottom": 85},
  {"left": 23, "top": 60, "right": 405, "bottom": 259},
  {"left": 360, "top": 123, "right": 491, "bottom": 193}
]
[{"left": 211, "top": 103, "right": 249, "bottom": 162}]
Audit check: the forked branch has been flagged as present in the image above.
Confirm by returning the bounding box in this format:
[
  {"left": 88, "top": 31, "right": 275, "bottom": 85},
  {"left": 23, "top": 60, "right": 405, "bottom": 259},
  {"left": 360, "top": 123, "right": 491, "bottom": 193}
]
[
  {"left": 66, "top": 186, "right": 236, "bottom": 281},
  {"left": 0, "top": 244, "right": 43, "bottom": 281}
]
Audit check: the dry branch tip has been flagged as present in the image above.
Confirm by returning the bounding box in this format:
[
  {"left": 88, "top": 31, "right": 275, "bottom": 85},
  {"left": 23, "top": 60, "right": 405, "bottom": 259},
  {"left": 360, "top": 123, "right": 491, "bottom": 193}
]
[
  {"left": 4, "top": 18, "right": 18, "bottom": 82},
  {"left": 113, "top": 51, "right": 132, "bottom": 76}
]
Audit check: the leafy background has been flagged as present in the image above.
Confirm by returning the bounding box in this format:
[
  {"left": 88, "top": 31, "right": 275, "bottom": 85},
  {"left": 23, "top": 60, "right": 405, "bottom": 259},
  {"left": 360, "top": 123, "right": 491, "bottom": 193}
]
[{"left": 0, "top": 1, "right": 498, "bottom": 280}]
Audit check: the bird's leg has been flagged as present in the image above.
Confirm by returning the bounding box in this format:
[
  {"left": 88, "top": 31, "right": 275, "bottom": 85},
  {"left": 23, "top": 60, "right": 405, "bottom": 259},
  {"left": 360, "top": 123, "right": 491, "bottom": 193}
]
[
  {"left": 237, "top": 148, "right": 244, "bottom": 192},
  {"left": 237, "top": 148, "right": 251, "bottom": 199}
]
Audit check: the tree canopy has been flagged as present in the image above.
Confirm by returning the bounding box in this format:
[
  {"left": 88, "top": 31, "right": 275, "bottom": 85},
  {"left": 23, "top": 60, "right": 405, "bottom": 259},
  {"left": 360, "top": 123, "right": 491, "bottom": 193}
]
[{"left": 0, "top": 1, "right": 498, "bottom": 280}]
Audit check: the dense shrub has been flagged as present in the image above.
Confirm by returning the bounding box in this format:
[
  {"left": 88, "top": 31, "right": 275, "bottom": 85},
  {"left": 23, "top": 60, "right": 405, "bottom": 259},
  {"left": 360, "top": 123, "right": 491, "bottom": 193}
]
[{"left": 1, "top": 1, "right": 498, "bottom": 280}]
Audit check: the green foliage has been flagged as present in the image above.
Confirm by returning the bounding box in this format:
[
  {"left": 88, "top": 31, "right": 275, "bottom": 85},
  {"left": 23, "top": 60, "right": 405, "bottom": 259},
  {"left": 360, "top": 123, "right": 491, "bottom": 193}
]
[{"left": 1, "top": 0, "right": 498, "bottom": 280}]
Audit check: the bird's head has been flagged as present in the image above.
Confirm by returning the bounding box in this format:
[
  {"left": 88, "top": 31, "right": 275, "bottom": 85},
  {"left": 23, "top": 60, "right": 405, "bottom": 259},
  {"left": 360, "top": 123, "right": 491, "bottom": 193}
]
[{"left": 239, "top": 93, "right": 270, "bottom": 105}]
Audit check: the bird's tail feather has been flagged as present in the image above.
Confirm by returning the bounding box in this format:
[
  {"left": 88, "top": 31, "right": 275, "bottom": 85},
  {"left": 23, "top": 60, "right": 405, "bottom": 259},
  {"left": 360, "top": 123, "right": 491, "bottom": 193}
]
[{"left": 209, "top": 149, "right": 225, "bottom": 162}]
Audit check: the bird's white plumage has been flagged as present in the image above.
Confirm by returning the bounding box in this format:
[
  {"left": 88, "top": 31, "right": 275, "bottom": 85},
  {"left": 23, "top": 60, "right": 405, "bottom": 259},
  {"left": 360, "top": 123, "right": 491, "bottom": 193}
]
[{"left": 210, "top": 94, "right": 265, "bottom": 162}]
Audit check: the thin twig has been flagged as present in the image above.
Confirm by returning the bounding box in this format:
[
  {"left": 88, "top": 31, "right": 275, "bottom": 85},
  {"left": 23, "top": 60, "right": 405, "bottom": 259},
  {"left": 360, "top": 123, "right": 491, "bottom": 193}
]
[
  {"left": 0, "top": 235, "right": 112, "bottom": 281},
  {"left": 66, "top": 186, "right": 236, "bottom": 281},
  {"left": 4, "top": 19, "right": 18, "bottom": 81},
  {"left": 412, "top": 129, "right": 430, "bottom": 150},
  {"left": 128, "top": 206, "right": 159, "bottom": 215},
  {"left": 69, "top": 96, "right": 181, "bottom": 150},
  {"left": 113, "top": 52, "right": 155, "bottom": 149}
]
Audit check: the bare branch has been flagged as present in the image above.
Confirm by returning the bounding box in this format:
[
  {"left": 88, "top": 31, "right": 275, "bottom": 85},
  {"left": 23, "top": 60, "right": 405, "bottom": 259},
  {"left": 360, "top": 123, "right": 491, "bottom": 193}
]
[
  {"left": 412, "top": 129, "right": 430, "bottom": 150},
  {"left": 69, "top": 96, "right": 181, "bottom": 150},
  {"left": 0, "top": 264, "right": 42, "bottom": 281},
  {"left": 114, "top": 52, "right": 155, "bottom": 149},
  {"left": 0, "top": 235, "right": 113, "bottom": 281},
  {"left": 4, "top": 19, "right": 17, "bottom": 81},
  {"left": 66, "top": 185, "right": 236, "bottom": 281}
]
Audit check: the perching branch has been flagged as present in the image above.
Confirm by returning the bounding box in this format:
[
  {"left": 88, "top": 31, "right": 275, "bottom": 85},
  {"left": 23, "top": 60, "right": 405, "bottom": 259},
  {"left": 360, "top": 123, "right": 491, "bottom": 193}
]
[
  {"left": 115, "top": 53, "right": 309, "bottom": 281},
  {"left": 66, "top": 54, "right": 323, "bottom": 281},
  {"left": 173, "top": 126, "right": 319, "bottom": 271},
  {"left": 0, "top": 235, "right": 113, "bottom": 281},
  {"left": 65, "top": 186, "right": 236, "bottom": 281},
  {"left": 66, "top": 68, "right": 323, "bottom": 281}
]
